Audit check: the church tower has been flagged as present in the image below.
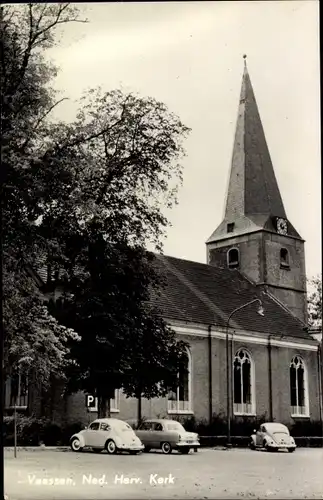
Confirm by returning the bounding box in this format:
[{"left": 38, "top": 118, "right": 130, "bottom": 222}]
[{"left": 206, "top": 57, "right": 307, "bottom": 324}]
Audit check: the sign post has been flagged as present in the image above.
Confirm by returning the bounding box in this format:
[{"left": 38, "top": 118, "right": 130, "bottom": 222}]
[{"left": 14, "top": 402, "right": 17, "bottom": 458}]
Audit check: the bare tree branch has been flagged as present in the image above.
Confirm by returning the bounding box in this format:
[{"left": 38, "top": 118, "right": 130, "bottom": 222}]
[
  {"left": 7, "top": 4, "right": 87, "bottom": 97},
  {"left": 31, "top": 5, "right": 87, "bottom": 49},
  {"left": 57, "top": 96, "right": 131, "bottom": 152},
  {"left": 20, "top": 97, "right": 69, "bottom": 151}
]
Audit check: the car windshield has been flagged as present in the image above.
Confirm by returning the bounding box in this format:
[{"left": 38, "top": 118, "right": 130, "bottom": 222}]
[{"left": 166, "top": 422, "right": 185, "bottom": 432}]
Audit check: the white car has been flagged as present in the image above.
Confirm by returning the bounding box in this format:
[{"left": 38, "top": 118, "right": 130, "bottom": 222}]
[
  {"left": 250, "top": 422, "right": 296, "bottom": 452},
  {"left": 70, "top": 418, "right": 144, "bottom": 454}
]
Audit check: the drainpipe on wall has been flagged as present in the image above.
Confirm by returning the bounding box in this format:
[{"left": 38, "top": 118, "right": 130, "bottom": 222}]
[
  {"left": 268, "top": 336, "right": 273, "bottom": 421},
  {"left": 208, "top": 325, "right": 213, "bottom": 425}
]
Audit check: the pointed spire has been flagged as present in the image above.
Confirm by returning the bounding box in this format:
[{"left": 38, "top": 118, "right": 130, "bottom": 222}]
[{"left": 224, "top": 57, "right": 286, "bottom": 220}]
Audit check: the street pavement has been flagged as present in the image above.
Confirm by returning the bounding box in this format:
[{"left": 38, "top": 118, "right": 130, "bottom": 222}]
[{"left": 4, "top": 447, "right": 323, "bottom": 499}]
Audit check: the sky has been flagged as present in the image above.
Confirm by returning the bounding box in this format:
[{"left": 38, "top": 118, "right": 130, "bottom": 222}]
[{"left": 48, "top": 1, "right": 321, "bottom": 279}]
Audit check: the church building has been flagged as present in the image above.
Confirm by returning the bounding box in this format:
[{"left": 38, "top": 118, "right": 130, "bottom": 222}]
[
  {"left": 5, "top": 60, "right": 321, "bottom": 429},
  {"left": 61, "top": 59, "right": 321, "bottom": 427}
]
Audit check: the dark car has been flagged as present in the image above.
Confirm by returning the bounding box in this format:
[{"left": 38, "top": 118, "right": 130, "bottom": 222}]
[{"left": 134, "top": 419, "right": 200, "bottom": 454}]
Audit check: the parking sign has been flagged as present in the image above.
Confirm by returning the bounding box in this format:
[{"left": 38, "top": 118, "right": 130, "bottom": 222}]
[{"left": 86, "top": 394, "right": 96, "bottom": 408}]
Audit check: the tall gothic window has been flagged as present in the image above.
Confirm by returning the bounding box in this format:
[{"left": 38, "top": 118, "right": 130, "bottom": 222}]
[
  {"left": 168, "top": 349, "right": 192, "bottom": 413},
  {"left": 290, "top": 356, "right": 309, "bottom": 416},
  {"left": 227, "top": 248, "right": 240, "bottom": 269},
  {"left": 5, "top": 372, "right": 28, "bottom": 408},
  {"left": 233, "top": 349, "right": 255, "bottom": 414}
]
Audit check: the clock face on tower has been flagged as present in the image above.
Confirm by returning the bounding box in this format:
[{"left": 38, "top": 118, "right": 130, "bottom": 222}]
[{"left": 276, "top": 218, "right": 288, "bottom": 235}]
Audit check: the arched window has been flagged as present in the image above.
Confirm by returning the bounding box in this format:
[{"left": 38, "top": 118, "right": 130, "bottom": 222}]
[
  {"left": 290, "top": 356, "right": 309, "bottom": 416},
  {"left": 5, "top": 372, "right": 28, "bottom": 409},
  {"left": 168, "top": 348, "right": 192, "bottom": 414},
  {"left": 233, "top": 349, "right": 255, "bottom": 415},
  {"left": 227, "top": 248, "right": 240, "bottom": 269},
  {"left": 280, "top": 248, "right": 290, "bottom": 268},
  {"left": 56, "top": 296, "right": 64, "bottom": 309}
]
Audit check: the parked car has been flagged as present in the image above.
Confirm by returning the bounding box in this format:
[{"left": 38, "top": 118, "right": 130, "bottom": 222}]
[
  {"left": 250, "top": 422, "right": 296, "bottom": 452},
  {"left": 70, "top": 418, "right": 144, "bottom": 454},
  {"left": 134, "top": 419, "right": 200, "bottom": 454},
  {"left": 126, "top": 419, "right": 139, "bottom": 430}
]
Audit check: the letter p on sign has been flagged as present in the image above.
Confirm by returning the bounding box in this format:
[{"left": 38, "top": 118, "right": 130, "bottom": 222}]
[{"left": 86, "top": 395, "right": 95, "bottom": 407}]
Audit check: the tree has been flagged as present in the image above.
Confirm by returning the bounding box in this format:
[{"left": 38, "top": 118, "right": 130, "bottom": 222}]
[
  {"left": 2, "top": 4, "right": 191, "bottom": 417},
  {"left": 121, "top": 303, "right": 189, "bottom": 422},
  {"left": 28, "top": 87, "right": 189, "bottom": 254},
  {"left": 3, "top": 254, "right": 79, "bottom": 391},
  {"left": 28, "top": 69, "right": 191, "bottom": 421},
  {"left": 1, "top": 4, "right": 85, "bottom": 395},
  {"left": 54, "top": 238, "right": 189, "bottom": 420},
  {"left": 1, "top": 4, "right": 85, "bottom": 242},
  {"left": 307, "top": 275, "right": 322, "bottom": 329}
]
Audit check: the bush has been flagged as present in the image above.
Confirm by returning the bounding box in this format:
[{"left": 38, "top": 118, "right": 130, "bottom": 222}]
[
  {"left": 231, "top": 414, "right": 268, "bottom": 436},
  {"left": 176, "top": 414, "right": 322, "bottom": 439},
  {"left": 60, "top": 422, "right": 84, "bottom": 445},
  {"left": 175, "top": 413, "right": 268, "bottom": 436},
  {"left": 291, "top": 420, "right": 323, "bottom": 437},
  {"left": 3, "top": 416, "right": 85, "bottom": 446},
  {"left": 3, "top": 414, "right": 322, "bottom": 447},
  {"left": 3, "top": 415, "right": 43, "bottom": 446}
]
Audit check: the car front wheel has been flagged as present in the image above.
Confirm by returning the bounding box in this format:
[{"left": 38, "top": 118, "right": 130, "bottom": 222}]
[
  {"left": 70, "top": 438, "right": 83, "bottom": 452},
  {"left": 105, "top": 440, "right": 117, "bottom": 454},
  {"left": 249, "top": 440, "right": 256, "bottom": 450},
  {"left": 179, "top": 447, "right": 190, "bottom": 454},
  {"left": 161, "top": 442, "right": 172, "bottom": 454},
  {"left": 288, "top": 447, "right": 296, "bottom": 453}
]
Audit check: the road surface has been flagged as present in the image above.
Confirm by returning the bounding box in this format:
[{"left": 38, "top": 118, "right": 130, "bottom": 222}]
[{"left": 4, "top": 447, "right": 323, "bottom": 499}]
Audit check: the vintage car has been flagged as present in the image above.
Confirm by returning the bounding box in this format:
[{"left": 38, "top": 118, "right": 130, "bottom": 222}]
[
  {"left": 134, "top": 419, "right": 200, "bottom": 454},
  {"left": 70, "top": 418, "right": 144, "bottom": 454},
  {"left": 250, "top": 422, "right": 296, "bottom": 452}
]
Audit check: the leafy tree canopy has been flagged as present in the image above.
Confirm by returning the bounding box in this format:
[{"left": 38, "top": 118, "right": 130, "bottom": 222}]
[
  {"left": 2, "top": 3, "right": 85, "bottom": 385},
  {"left": 307, "top": 275, "right": 322, "bottom": 329},
  {"left": 2, "top": 3, "right": 191, "bottom": 417}
]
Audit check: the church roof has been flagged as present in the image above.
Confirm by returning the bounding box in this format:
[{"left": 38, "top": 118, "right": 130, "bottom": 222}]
[
  {"left": 151, "top": 253, "right": 311, "bottom": 340},
  {"left": 207, "top": 58, "right": 302, "bottom": 243},
  {"left": 32, "top": 251, "right": 312, "bottom": 341}
]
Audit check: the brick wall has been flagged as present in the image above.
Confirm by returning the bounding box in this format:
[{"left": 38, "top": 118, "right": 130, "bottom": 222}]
[
  {"left": 208, "top": 233, "right": 262, "bottom": 284},
  {"left": 190, "top": 335, "right": 210, "bottom": 419},
  {"left": 263, "top": 233, "right": 307, "bottom": 323},
  {"left": 208, "top": 231, "right": 307, "bottom": 324},
  {"left": 271, "top": 346, "right": 320, "bottom": 424},
  {"left": 191, "top": 334, "right": 320, "bottom": 425},
  {"left": 33, "top": 332, "right": 320, "bottom": 429}
]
